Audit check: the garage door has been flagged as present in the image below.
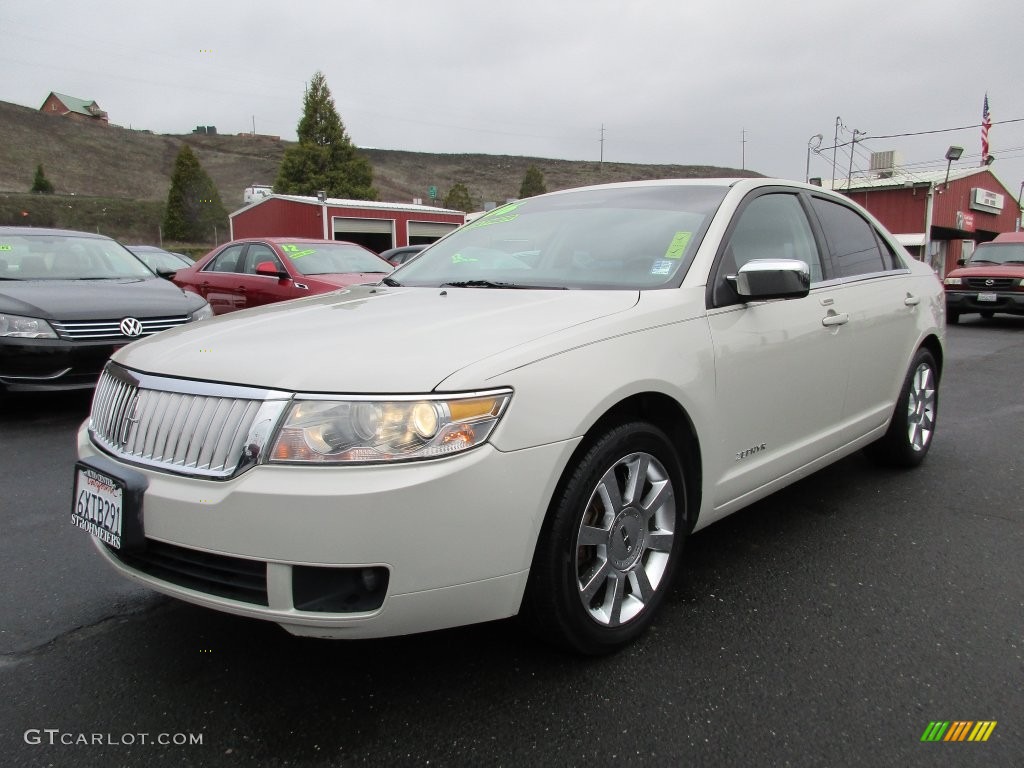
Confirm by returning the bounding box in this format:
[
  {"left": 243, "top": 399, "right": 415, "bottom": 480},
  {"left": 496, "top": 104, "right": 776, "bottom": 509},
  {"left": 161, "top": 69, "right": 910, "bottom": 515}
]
[
  {"left": 333, "top": 217, "right": 395, "bottom": 252},
  {"left": 408, "top": 221, "right": 459, "bottom": 241}
]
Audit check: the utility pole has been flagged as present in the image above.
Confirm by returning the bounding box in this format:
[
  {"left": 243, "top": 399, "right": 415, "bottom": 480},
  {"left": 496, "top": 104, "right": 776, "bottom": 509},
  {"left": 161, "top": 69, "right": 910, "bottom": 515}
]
[
  {"left": 832, "top": 116, "right": 843, "bottom": 190},
  {"left": 846, "top": 129, "right": 864, "bottom": 189},
  {"left": 741, "top": 128, "right": 747, "bottom": 170},
  {"left": 252, "top": 115, "right": 256, "bottom": 136},
  {"left": 599, "top": 124, "right": 605, "bottom": 166}
]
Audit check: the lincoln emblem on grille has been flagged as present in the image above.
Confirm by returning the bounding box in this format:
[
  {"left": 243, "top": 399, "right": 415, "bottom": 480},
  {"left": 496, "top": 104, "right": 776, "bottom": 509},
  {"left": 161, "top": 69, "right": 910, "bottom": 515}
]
[
  {"left": 119, "top": 398, "right": 141, "bottom": 446},
  {"left": 120, "top": 317, "right": 143, "bottom": 337}
]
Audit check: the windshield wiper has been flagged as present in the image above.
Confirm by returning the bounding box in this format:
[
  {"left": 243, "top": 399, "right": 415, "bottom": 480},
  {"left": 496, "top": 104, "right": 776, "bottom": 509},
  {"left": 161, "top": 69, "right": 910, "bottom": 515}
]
[
  {"left": 968, "top": 259, "right": 995, "bottom": 264},
  {"left": 439, "top": 280, "right": 565, "bottom": 290},
  {"left": 380, "top": 277, "right": 402, "bottom": 287},
  {"left": 1003, "top": 260, "right": 1024, "bottom": 264}
]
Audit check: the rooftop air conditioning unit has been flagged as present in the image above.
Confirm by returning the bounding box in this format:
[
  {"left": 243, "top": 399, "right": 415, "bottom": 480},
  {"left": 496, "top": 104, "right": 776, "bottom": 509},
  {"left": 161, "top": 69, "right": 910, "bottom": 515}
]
[{"left": 869, "top": 150, "right": 902, "bottom": 177}]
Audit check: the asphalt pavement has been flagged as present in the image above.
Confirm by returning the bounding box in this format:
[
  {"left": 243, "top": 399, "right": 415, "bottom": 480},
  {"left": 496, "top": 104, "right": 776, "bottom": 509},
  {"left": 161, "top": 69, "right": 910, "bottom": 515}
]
[{"left": 1, "top": 317, "right": 1021, "bottom": 767}]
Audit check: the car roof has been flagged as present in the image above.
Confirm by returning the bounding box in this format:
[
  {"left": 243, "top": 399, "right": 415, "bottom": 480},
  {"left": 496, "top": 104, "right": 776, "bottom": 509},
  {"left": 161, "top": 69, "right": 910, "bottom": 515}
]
[
  {"left": 990, "top": 232, "right": 1024, "bottom": 243},
  {"left": 0, "top": 226, "right": 114, "bottom": 240}
]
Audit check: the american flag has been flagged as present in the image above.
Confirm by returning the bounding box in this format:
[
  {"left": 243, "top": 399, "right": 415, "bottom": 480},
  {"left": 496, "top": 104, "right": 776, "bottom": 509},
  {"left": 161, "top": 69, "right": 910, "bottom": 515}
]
[{"left": 981, "top": 93, "right": 991, "bottom": 162}]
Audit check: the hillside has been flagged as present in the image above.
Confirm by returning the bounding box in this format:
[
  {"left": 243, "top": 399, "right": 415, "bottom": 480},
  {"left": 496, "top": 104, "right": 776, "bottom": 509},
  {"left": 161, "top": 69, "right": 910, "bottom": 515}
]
[{"left": 0, "top": 98, "right": 760, "bottom": 242}]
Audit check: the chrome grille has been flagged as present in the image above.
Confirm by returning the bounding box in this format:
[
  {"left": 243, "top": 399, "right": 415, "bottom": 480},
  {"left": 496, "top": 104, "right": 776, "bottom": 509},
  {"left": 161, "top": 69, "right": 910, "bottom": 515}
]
[
  {"left": 965, "top": 277, "right": 1015, "bottom": 289},
  {"left": 51, "top": 316, "right": 190, "bottom": 340},
  {"left": 89, "top": 364, "right": 291, "bottom": 479}
]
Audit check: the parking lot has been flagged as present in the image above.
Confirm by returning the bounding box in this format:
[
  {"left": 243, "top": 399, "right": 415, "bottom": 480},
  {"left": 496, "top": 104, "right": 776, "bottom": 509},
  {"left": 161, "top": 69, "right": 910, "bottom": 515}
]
[{"left": 1, "top": 318, "right": 1021, "bottom": 768}]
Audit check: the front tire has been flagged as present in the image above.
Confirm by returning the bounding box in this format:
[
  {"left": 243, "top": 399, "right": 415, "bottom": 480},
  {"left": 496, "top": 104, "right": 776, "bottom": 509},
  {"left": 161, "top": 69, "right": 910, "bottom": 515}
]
[
  {"left": 865, "top": 348, "right": 939, "bottom": 467},
  {"left": 523, "top": 422, "right": 688, "bottom": 655},
  {"left": 947, "top": 310, "right": 960, "bottom": 325},
  {"left": 980, "top": 310, "right": 995, "bottom": 319}
]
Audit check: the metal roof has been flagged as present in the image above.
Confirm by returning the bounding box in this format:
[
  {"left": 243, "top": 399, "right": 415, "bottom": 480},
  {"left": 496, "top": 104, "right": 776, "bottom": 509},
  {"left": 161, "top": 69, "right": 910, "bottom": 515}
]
[
  {"left": 233, "top": 194, "right": 464, "bottom": 217},
  {"left": 828, "top": 166, "right": 991, "bottom": 191},
  {"left": 49, "top": 92, "right": 106, "bottom": 117}
]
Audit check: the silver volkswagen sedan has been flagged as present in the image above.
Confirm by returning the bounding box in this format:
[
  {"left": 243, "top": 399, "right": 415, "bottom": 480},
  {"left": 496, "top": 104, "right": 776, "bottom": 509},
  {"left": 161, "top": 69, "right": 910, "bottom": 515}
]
[{"left": 73, "top": 179, "right": 944, "bottom": 654}]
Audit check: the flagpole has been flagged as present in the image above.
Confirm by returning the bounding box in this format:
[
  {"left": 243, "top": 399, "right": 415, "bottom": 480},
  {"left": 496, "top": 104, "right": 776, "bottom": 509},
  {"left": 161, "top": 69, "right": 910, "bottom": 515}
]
[{"left": 980, "top": 93, "right": 991, "bottom": 166}]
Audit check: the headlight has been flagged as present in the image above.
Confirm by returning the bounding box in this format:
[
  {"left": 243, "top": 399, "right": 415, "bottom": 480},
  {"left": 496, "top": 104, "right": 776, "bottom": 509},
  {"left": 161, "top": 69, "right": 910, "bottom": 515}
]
[
  {"left": 269, "top": 390, "right": 512, "bottom": 464},
  {"left": 189, "top": 303, "right": 214, "bottom": 322},
  {"left": 0, "top": 313, "right": 58, "bottom": 338},
  {"left": 943, "top": 277, "right": 962, "bottom": 285}
]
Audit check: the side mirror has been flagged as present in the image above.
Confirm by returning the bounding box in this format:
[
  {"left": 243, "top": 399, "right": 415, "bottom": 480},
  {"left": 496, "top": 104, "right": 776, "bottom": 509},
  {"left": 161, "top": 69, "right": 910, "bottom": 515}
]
[
  {"left": 255, "top": 261, "right": 289, "bottom": 279},
  {"left": 956, "top": 258, "right": 966, "bottom": 267},
  {"left": 155, "top": 268, "right": 179, "bottom": 279},
  {"left": 730, "top": 259, "right": 810, "bottom": 300}
]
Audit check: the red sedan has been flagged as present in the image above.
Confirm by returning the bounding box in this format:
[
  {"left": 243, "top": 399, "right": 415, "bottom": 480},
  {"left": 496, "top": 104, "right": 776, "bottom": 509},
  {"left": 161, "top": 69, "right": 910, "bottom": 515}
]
[{"left": 173, "top": 238, "right": 393, "bottom": 315}]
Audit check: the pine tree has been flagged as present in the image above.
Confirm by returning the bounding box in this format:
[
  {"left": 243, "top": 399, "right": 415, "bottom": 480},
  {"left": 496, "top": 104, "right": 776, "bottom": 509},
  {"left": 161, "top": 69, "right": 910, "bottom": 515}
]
[
  {"left": 275, "top": 71, "right": 377, "bottom": 200},
  {"left": 30, "top": 164, "right": 55, "bottom": 194},
  {"left": 443, "top": 183, "right": 474, "bottom": 212},
  {"left": 162, "top": 145, "right": 227, "bottom": 242},
  {"left": 519, "top": 165, "right": 547, "bottom": 198}
]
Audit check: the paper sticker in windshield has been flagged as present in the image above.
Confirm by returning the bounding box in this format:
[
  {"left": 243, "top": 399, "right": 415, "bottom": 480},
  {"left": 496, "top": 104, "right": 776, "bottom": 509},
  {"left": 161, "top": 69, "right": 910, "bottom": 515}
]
[
  {"left": 464, "top": 202, "right": 521, "bottom": 230},
  {"left": 281, "top": 244, "right": 316, "bottom": 259},
  {"left": 651, "top": 259, "right": 674, "bottom": 276},
  {"left": 452, "top": 252, "right": 478, "bottom": 264},
  {"left": 664, "top": 231, "right": 692, "bottom": 260},
  {"left": 0, "top": 245, "right": 11, "bottom": 251}
]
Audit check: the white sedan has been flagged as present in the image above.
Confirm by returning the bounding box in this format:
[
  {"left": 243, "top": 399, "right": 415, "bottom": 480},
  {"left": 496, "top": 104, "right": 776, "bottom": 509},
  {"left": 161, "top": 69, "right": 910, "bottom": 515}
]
[{"left": 73, "top": 178, "right": 944, "bottom": 654}]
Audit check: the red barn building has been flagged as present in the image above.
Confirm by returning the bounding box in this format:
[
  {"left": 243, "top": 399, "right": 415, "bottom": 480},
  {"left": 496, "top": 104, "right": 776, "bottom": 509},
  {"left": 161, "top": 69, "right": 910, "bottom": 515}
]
[
  {"left": 836, "top": 166, "right": 1019, "bottom": 276},
  {"left": 229, "top": 194, "right": 465, "bottom": 253},
  {"left": 39, "top": 92, "right": 108, "bottom": 124}
]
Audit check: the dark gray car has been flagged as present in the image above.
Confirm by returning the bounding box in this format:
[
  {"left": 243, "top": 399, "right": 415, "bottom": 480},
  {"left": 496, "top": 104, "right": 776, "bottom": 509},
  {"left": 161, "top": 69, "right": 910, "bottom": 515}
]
[{"left": 0, "top": 228, "right": 213, "bottom": 392}]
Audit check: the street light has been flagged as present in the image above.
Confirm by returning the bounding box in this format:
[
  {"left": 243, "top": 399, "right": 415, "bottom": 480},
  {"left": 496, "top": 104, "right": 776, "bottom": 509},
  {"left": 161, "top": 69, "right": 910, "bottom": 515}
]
[
  {"left": 943, "top": 145, "right": 964, "bottom": 188},
  {"left": 806, "top": 134, "right": 823, "bottom": 183}
]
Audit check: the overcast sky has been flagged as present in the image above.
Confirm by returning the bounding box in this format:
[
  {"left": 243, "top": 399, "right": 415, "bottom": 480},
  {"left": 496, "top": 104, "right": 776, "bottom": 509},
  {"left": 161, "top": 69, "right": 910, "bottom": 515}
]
[{"left": 3, "top": 0, "right": 1023, "bottom": 201}]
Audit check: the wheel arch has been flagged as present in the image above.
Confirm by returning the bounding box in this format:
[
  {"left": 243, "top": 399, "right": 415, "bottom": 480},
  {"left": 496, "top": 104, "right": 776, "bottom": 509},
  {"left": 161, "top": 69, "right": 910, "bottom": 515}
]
[
  {"left": 547, "top": 391, "right": 703, "bottom": 536},
  {"left": 919, "top": 333, "right": 944, "bottom": 379}
]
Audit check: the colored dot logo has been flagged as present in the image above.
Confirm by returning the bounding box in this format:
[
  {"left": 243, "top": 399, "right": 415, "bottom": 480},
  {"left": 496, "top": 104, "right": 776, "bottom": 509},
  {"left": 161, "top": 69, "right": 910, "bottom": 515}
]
[{"left": 199, "top": 49, "right": 213, "bottom": 53}]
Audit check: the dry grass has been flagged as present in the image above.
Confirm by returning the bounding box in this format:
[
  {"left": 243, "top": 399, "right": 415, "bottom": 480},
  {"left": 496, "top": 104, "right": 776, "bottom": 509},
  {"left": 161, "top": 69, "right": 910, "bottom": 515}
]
[{"left": 0, "top": 97, "right": 761, "bottom": 242}]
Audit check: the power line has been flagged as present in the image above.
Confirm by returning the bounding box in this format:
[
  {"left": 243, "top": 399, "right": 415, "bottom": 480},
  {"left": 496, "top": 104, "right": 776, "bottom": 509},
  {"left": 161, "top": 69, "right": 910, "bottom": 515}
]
[{"left": 867, "top": 117, "right": 1024, "bottom": 140}]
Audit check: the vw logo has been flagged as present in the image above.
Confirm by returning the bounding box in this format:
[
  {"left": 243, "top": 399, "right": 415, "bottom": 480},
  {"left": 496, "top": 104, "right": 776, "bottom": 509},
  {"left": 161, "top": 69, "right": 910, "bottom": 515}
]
[
  {"left": 120, "top": 317, "right": 143, "bottom": 337},
  {"left": 984, "top": 279, "right": 995, "bottom": 287}
]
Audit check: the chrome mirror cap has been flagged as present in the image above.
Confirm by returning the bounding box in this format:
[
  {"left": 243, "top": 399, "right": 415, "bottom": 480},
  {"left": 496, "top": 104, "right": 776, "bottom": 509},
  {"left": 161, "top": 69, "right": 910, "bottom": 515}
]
[{"left": 731, "top": 259, "right": 811, "bottom": 300}]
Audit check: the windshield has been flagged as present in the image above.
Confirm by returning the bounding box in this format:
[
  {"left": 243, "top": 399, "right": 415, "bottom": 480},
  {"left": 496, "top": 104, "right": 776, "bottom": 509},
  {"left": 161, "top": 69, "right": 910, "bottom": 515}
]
[
  {"left": 0, "top": 234, "right": 155, "bottom": 280},
  {"left": 969, "top": 243, "right": 1024, "bottom": 265},
  {"left": 280, "top": 243, "right": 392, "bottom": 276},
  {"left": 391, "top": 184, "right": 728, "bottom": 289},
  {"left": 136, "top": 250, "right": 191, "bottom": 273}
]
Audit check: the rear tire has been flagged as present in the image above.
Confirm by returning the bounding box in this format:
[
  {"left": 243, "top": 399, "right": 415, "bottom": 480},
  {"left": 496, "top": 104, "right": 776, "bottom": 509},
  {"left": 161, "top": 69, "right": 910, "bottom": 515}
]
[
  {"left": 864, "top": 348, "right": 939, "bottom": 468},
  {"left": 523, "top": 422, "right": 688, "bottom": 655}
]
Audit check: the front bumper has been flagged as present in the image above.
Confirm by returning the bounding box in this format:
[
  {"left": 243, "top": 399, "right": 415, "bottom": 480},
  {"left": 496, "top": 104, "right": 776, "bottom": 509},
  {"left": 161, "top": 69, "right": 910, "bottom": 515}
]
[
  {"left": 0, "top": 337, "right": 121, "bottom": 391},
  {"left": 945, "top": 289, "right": 1024, "bottom": 316},
  {"left": 77, "top": 427, "right": 579, "bottom": 638}
]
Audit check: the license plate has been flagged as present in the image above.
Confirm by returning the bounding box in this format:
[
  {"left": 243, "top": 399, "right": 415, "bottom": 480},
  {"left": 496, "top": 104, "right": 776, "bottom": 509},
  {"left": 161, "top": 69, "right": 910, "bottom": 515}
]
[
  {"left": 72, "top": 466, "right": 125, "bottom": 549},
  {"left": 977, "top": 292, "right": 998, "bottom": 302}
]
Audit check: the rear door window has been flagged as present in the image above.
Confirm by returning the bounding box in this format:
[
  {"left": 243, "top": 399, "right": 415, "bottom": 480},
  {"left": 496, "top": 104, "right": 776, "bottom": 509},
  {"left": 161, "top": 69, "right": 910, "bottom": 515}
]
[{"left": 810, "top": 198, "right": 893, "bottom": 277}]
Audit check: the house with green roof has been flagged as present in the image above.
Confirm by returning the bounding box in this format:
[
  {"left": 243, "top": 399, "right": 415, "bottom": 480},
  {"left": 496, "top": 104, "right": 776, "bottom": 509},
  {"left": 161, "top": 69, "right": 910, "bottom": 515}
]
[{"left": 39, "top": 92, "right": 108, "bottom": 124}]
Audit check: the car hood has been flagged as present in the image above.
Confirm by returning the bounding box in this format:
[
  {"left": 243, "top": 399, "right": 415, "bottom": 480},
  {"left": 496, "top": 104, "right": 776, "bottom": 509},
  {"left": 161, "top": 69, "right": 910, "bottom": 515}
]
[
  {"left": 947, "top": 264, "right": 1024, "bottom": 278},
  {"left": 116, "top": 285, "right": 640, "bottom": 393},
  {"left": 0, "top": 278, "right": 199, "bottom": 320}
]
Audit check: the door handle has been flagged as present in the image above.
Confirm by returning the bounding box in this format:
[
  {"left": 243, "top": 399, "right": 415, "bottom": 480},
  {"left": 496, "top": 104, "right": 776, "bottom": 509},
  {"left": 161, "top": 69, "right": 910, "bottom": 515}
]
[
  {"left": 237, "top": 285, "right": 247, "bottom": 292},
  {"left": 904, "top": 294, "right": 920, "bottom": 306},
  {"left": 821, "top": 311, "right": 849, "bottom": 327}
]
